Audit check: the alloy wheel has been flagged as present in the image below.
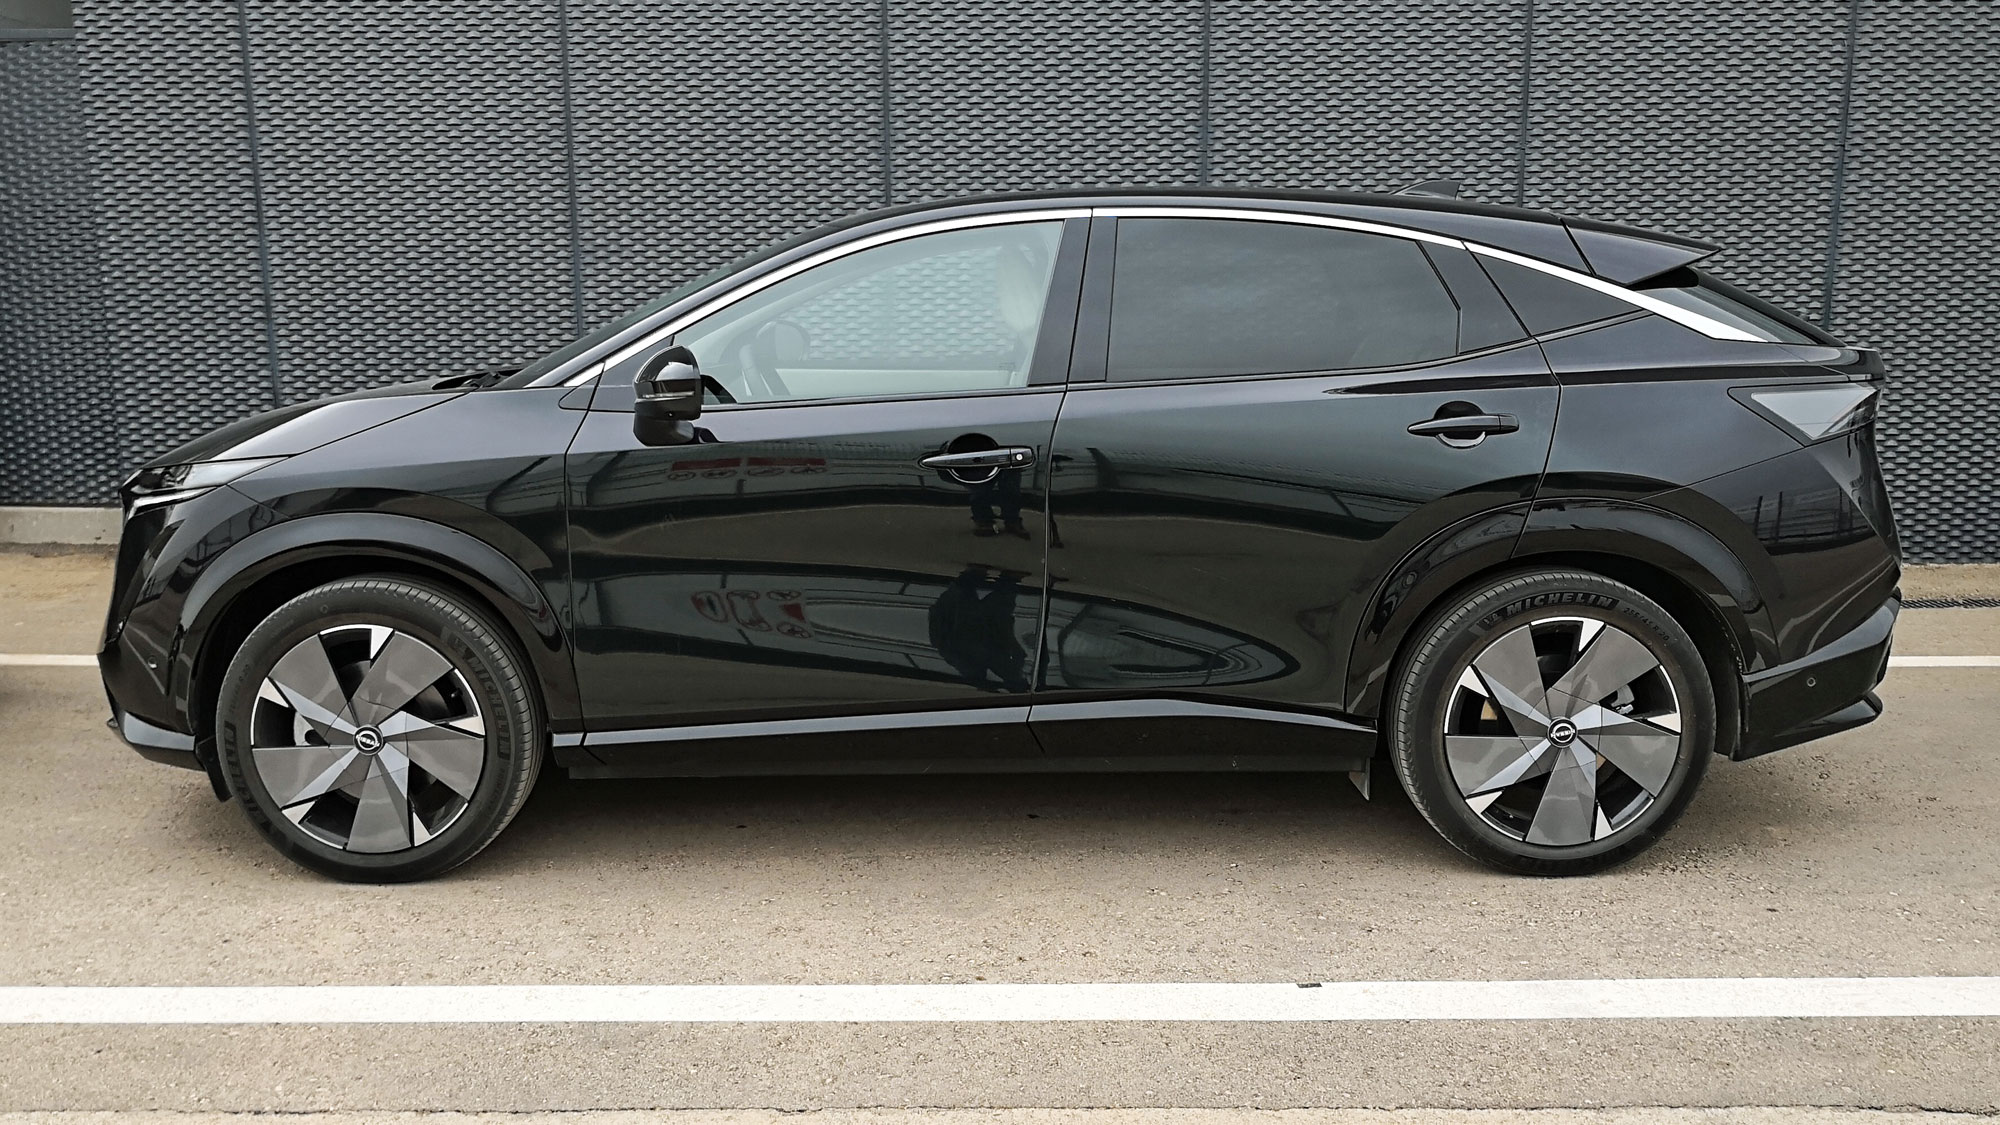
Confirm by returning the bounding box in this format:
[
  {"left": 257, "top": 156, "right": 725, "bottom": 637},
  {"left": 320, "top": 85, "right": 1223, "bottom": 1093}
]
[
  {"left": 1443, "top": 615, "right": 1683, "bottom": 846},
  {"left": 249, "top": 624, "right": 486, "bottom": 853}
]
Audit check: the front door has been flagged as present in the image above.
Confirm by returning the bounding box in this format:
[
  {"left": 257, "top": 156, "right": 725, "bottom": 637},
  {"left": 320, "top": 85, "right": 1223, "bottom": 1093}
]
[
  {"left": 1035, "top": 214, "right": 1559, "bottom": 757},
  {"left": 565, "top": 216, "right": 1084, "bottom": 769}
]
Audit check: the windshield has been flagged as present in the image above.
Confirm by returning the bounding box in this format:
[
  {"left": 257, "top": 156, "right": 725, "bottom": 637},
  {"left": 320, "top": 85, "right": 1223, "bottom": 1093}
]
[{"left": 503, "top": 227, "right": 828, "bottom": 386}]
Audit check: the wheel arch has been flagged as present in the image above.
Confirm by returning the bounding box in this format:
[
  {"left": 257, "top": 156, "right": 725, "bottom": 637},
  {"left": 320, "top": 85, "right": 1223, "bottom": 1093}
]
[
  {"left": 1348, "top": 499, "right": 1768, "bottom": 760},
  {"left": 180, "top": 512, "right": 578, "bottom": 766}
]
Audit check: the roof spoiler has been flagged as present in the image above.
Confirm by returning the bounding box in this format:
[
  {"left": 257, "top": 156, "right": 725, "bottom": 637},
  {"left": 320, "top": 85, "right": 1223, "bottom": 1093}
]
[
  {"left": 1563, "top": 215, "right": 1719, "bottom": 285},
  {"left": 1391, "top": 178, "right": 1462, "bottom": 199}
]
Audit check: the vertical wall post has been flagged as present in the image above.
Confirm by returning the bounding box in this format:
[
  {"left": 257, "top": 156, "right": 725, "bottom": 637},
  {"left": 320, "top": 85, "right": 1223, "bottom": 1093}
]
[
  {"left": 1822, "top": 0, "right": 1862, "bottom": 329},
  {"left": 229, "top": 0, "right": 282, "bottom": 407}
]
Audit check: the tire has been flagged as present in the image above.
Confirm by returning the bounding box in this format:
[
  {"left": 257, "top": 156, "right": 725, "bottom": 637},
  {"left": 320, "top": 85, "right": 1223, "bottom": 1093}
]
[
  {"left": 1387, "top": 569, "right": 1714, "bottom": 875},
  {"left": 215, "top": 576, "right": 543, "bottom": 882}
]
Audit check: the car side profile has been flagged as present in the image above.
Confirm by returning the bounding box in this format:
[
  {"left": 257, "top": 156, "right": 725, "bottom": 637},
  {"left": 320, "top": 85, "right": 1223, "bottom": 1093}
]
[{"left": 99, "top": 187, "right": 1900, "bottom": 881}]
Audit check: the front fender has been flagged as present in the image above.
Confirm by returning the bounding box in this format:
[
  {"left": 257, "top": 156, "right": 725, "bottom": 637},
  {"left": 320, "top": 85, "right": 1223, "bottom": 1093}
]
[{"left": 178, "top": 509, "right": 580, "bottom": 730}]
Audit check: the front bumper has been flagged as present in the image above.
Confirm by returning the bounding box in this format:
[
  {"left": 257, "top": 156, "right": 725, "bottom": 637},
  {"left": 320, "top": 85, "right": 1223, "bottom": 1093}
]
[
  {"left": 1737, "top": 592, "right": 1898, "bottom": 759},
  {"left": 107, "top": 706, "right": 200, "bottom": 770}
]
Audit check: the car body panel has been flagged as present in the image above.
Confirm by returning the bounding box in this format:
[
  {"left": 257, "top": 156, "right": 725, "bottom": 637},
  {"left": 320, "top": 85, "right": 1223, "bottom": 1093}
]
[
  {"left": 100, "top": 387, "right": 588, "bottom": 757},
  {"left": 1037, "top": 347, "right": 1560, "bottom": 756},
  {"left": 96, "top": 186, "right": 1900, "bottom": 794},
  {"left": 562, "top": 390, "right": 1061, "bottom": 763}
]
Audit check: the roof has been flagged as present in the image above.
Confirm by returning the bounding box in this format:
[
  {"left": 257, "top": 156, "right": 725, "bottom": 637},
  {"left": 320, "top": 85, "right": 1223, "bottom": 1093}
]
[{"left": 844, "top": 186, "right": 1719, "bottom": 285}]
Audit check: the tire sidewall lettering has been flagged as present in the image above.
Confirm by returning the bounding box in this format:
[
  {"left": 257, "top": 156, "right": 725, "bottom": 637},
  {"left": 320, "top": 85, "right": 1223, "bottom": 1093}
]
[{"left": 1475, "top": 590, "right": 1620, "bottom": 633}]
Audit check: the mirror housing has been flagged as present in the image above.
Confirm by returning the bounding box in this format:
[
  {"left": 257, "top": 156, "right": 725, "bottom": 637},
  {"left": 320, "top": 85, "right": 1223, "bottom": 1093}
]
[
  {"left": 634, "top": 345, "right": 703, "bottom": 446},
  {"left": 636, "top": 345, "right": 703, "bottom": 420}
]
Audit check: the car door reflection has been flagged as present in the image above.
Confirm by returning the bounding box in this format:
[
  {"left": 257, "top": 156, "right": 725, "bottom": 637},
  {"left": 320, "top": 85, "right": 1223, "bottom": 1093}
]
[{"left": 577, "top": 564, "right": 1292, "bottom": 696}]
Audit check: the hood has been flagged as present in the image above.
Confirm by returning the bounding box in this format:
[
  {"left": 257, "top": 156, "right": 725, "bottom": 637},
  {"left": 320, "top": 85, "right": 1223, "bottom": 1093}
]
[{"left": 139, "top": 378, "right": 464, "bottom": 470}]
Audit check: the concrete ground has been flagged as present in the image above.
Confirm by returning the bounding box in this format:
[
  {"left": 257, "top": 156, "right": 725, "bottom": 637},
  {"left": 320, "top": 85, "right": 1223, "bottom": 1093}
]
[{"left": 1, "top": 550, "right": 1996, "bottom": 1118}]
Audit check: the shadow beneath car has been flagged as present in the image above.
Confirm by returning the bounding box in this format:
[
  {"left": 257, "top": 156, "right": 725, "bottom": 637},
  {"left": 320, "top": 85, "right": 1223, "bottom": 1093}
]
[{"left": 469, "top": 765, "right": 1453, "bottom": 876}]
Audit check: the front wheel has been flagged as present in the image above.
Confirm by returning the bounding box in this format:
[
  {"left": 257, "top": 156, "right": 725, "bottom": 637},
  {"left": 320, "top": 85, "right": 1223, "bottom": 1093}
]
[
  {"left": 215, "top": 576, "right": 543, "bottom": 882},
  {"left": 1387, "top": 570, "right": 1715, "bottom": 875}
]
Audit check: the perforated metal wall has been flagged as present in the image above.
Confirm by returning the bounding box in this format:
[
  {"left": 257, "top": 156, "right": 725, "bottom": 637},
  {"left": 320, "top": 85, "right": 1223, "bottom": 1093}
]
[
  {"left": 72, "top": 5, "right": 273, "bottom": 487},
  {"left": 240, "top": 3, "right": 577, "bottom": 403},
  {"left": 0, "top": 39, "right": 110, "bottom": 504},
  {"left": 567, "top": 0, "right": 888, "bottom": 328},
  {"left": 3, "top": 1, "right": 1993, "bottom": 561},
  {"left": 1829, "top": 0, "right": 2000, "bottom": 564}
]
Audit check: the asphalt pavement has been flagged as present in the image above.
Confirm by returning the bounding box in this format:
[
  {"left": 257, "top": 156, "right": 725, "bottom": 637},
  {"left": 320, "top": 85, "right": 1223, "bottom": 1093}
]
[{"left": 1, "top": 550, "right": 1995, "bottom": 1117}]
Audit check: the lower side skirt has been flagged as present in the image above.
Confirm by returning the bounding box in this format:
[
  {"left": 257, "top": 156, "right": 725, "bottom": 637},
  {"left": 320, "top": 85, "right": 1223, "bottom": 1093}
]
[{"left": 560, "top": 698, "right": 1379, "bottom": 780}]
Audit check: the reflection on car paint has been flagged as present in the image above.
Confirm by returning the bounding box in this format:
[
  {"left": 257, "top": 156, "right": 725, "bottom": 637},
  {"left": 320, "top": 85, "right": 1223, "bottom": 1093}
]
[{"left": 577, "top": 564, "right": 1291, "bottom": 695}]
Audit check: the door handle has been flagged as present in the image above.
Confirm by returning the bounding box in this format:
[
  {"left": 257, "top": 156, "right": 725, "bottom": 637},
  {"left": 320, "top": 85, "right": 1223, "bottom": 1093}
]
[
  {"left": 920, "top": 447, "right": 1036, "bottom": 471},
  {"left": 1407, "top": 413, "right": 1519, "bottom": 448}
]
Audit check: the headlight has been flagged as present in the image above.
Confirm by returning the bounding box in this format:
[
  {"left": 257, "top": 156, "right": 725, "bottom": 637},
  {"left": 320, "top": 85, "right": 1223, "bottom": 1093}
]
[{"left": 122, "top": 457, "right": 285, "bottom": 513}]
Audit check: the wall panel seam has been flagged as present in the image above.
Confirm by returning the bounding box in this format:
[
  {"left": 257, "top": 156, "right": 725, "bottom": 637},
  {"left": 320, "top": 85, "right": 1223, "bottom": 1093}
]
[
  {"left": 229, "top": 0, "right": 282, "bottom": 408},
  {"left": 878, "top": 0, "right": 894, "bottom": 205},
  {"left": 1516, "top": 0, "right": 1534, "bottom": 206},
  {"left": 556, "top": 0, "right": 587, "bottom": 337},
  {"left": 1822, "top": 0, "right": 1862, "bottom": 328},
  {"left": 1199, "top": 0, "right": 1212, "bottom": 185}
]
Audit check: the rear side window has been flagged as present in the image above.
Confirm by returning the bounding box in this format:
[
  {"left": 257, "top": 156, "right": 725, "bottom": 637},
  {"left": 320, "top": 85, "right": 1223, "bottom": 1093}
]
[
  {"left": 1634, "top": 268, "right": 1826, "bottom": 345},
  {"left": 1476, "top": 255, "right": 1633, "bottom": 335},
  {"left": 1106, "top": 218, "right": 1459, "bottom": 381}
]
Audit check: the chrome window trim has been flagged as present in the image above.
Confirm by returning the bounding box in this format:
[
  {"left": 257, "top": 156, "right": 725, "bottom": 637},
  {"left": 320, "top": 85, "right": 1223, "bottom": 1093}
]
[
  {"left": 1089, "top": 204, "right": 1468, "bottom": 249},
  {"left": 1465, "top": 243, "right": 1761, "bottom": 342},
  {"left": 555, "top": 208, "right": 1090, "bottom": 386},
  {"left": 555, "top": 202, "right": 1760, "bottom": 389},
  {"left": 1089, "top": 204, "right": 1763, "bottom": 343}
]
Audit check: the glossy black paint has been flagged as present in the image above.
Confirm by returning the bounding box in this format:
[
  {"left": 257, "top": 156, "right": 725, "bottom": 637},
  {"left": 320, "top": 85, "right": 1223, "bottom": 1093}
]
[
  {"left": 563, "top": 390, "right": 1060, "bottom": 760},
  {"left": 100, "top": 386, "right": 586, "bottom": 781},
  {"left": 98, "top": 187, "right": 1901, "bottom": 789},
  {"left": 1036, "top": 345, "right": 1559, "bottom": 758}
]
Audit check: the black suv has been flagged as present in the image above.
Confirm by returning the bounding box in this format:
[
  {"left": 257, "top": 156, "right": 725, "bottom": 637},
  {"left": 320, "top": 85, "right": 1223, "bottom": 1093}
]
[{"left": 100, "top": 189, "right": 1900, "bottom": 881}]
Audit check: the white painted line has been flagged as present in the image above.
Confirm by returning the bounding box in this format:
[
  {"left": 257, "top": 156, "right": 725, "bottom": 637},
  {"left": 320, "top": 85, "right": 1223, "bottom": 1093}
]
[
  {"left": 0, "top": 653, "right": 96, "bottom": 666},
  {"left": 2, "top": 978, "right": 1998, "bottom": 1024}
]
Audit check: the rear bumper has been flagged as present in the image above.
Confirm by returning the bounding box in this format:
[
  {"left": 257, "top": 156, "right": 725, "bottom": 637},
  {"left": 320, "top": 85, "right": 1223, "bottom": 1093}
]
[{"left": 1736, "top": 592, "right": 1898, "bottom": 759}]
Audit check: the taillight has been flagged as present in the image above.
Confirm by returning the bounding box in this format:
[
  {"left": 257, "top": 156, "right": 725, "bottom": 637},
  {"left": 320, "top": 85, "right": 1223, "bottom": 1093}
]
[{"left": 1728, "top": 383, "right": 1879, "bottom": 445}]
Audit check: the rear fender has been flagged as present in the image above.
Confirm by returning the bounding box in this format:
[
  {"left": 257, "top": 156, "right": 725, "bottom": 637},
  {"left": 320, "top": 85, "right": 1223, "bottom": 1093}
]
[
  {"left": 1346, "top": 499, "right": 1770, "bottom": 719},
  {"left": 1514, "top": 498, "right": 1771, "bottom": 672},
  {"left": 1345, "top": 506, "right": 1529, "bottom": 716}
]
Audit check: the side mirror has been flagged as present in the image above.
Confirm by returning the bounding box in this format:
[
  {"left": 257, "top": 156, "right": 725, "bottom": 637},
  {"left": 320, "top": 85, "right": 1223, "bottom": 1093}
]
[{"left": 634, "top": 346, "right": 702, "bottom": 446}]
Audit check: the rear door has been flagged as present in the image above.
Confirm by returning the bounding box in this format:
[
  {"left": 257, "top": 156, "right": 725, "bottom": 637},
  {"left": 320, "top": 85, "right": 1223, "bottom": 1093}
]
[
  {"left": 565, "top": 215, "right": 1086, "bottom": 770},
  {"left": 1034, "top": 212, "right": 1558, "bottom": 757}
]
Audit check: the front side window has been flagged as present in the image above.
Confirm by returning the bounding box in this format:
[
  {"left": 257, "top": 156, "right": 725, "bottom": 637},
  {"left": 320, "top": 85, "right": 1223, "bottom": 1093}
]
[
  {"left": 672, "top": 221, "right": 1064, "bottom": 405},
  {"left": 1106, "top": 218, "right": 1459, "bottom": 382}
]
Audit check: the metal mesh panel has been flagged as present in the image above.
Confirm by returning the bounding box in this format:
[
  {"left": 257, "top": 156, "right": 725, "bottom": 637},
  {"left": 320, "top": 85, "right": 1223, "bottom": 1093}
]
[
  {"left": 1522, "top": 0, "right": 1849, "bottom": 322},
  {"left": 0, "top": 40, "right": 112, "bottom": 504},
  {"left": 1831, "top": 0, "right": 2000, "bottom": 564},
  {"left": 1209, "top": 0, "right": 1527, "bottom": 199},
  {"left": 566, "top": 0, "right": 887, "bottom": 328},
  {"left": 888, "top": 0, "right": 1203, "bottom": 202},
  {"left": 74, "top": 3, "right": 274, "bottom": 473},
  {"left": 242, "top": 3, "right": 576, "bottom": 400},
  {"left": 11, "top": 0, "right": 1998, "bottom": 560}
]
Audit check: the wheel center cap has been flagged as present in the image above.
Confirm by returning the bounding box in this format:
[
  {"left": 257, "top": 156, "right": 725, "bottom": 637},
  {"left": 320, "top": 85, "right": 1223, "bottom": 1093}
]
[
  {"left": 1548, "top": 719, "right": 1579, "bottom": 746},
  {"left": 353, "top": 726, "right": 384, "bottom": 755}
]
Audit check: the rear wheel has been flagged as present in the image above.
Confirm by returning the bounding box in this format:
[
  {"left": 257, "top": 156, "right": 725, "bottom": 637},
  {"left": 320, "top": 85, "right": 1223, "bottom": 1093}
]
[
  {"left": 1387, "top": 570, "right": 1714, "bottom": 875},
  {"left": 215, "top": 576, "right": 542, "bottom": 882}
]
